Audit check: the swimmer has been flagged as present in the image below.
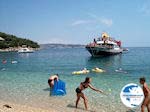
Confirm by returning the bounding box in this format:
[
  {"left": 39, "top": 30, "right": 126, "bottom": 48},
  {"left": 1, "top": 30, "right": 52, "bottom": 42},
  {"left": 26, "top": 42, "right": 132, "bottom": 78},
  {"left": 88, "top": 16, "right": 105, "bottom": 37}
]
[
  {"left": 82, "top": 68, "right": 89, "bottom": 73},
  {"left": 2, "top": 59, "right": 7, "bottom": 64},
  {"left": 115, "top": 68, "right": 127, "bottom": 74},
  {"left": 11, "top": 60, "right": 18, "bottom": 64},
  {"left": 94, "top": 67, "right": 99, "bottom": 70}
]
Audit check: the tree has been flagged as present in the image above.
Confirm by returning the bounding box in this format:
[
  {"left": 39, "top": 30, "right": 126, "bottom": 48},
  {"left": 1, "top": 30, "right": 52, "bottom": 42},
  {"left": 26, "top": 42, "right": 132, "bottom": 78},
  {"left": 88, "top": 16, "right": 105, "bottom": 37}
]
[{"left": 0, "top": 32, "right": 40, "bottom": 48}]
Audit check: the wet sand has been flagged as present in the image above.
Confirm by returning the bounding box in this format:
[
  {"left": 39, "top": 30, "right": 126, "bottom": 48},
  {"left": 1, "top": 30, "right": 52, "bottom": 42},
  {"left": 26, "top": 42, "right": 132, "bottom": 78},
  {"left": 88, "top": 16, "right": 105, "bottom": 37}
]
[
  {"left": 0, "top": 100, "right": 56, "bottom": 112},
  {"left": 0, "top": 99, "right": 110, "bottom": 112},
  {"left": 0, "top": 99, "right": 142, "bottom": 112}
]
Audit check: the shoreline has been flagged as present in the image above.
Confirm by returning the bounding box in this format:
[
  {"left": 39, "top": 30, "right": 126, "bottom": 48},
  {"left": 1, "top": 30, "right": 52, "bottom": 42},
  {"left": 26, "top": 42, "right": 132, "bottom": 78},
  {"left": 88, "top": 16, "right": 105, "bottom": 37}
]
[{"left": 0, "top": 47, "right": 40, "bottom": 52}]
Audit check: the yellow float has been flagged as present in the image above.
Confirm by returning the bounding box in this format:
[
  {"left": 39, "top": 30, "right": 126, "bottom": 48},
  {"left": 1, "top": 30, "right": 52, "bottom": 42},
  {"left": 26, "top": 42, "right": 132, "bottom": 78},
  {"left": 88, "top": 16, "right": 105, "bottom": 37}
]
[
  {"left": 92, "top": 68, "right": 105, "bottom": 73},
  {"left": 72, "top": 70, "right": 90, "bottom": 75}
]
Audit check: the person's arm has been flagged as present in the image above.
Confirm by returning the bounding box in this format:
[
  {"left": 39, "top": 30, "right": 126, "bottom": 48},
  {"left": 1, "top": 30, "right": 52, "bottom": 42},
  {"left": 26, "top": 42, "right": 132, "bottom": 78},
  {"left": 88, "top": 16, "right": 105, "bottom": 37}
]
[
  {"left": 56, "top": 75, "right": 59, "bottom": 80},
  {"left": 88, "top": 84, "right": 103, "bottom": 93},
  {"left": 144, "top": 83, "right": 150, "bottom": 93},
  {"left": 53, "top": 75, "right": 59, "bottom": 81},
  {"left": 55, "top": 75, "right": 59, "bottom": 81}
]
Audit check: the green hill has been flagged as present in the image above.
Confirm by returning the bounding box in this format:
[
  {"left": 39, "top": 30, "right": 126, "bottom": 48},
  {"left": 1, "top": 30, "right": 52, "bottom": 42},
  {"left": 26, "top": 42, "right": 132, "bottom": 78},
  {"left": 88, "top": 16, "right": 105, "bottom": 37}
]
[{"left": 0, "top": 32, "right": 40, "bottom": 49}]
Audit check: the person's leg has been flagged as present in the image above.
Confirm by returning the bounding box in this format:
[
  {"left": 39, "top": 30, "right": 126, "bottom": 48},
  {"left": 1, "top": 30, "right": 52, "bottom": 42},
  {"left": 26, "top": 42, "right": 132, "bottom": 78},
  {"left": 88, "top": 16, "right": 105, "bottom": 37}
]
[
  {"left": 141, "top": 97, "right": 149, "bottom": 112},
  {"left": 76, "top": 94, "right": 80, "bottom": 108},
  {"left": 146, "top": 96, "right": 150, "bottom": 112},
  {"left": 147, "top": 105, "right": 150, "bottom": 112},
  {"left": 141, "top": 105, "right": 145, "bottom": 112},
  {"left": 80, "top": 93, "right": 88, "bottom": 110}
]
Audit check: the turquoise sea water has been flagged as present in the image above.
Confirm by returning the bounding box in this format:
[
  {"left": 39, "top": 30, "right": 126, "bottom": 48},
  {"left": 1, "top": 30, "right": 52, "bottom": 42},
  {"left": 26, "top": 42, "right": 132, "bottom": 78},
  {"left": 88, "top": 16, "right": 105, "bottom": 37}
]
[{"left": 0, "top": 47, "right": 150, "bottom": 112}]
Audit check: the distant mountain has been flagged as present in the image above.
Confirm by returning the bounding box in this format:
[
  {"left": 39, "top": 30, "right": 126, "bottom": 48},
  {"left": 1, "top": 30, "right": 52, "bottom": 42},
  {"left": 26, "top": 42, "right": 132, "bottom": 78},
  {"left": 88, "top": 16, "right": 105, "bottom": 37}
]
[
  {"left": 0, "top": 32, "right": 40, "bottom": 49},
  {"left": 40, "top": 43, "right": 85, "bottom": 49}
]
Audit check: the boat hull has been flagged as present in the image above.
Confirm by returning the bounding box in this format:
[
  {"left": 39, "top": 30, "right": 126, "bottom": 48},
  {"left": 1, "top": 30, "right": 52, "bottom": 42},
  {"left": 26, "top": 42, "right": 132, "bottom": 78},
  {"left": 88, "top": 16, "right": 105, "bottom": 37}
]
[
  {"left": 18, "top": 51, "right": 34, "bottom": 53},
  {"left": 18, "top": 48, "right": 34, "bottom": 53},
  {"left": 86, "top": 46, "right": 123, "bottom": 57}
]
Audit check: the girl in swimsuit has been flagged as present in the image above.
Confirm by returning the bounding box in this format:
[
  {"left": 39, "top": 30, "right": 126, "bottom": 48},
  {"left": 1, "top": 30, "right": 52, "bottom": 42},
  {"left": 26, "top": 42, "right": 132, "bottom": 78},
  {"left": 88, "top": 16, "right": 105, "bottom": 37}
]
[
  {"left": 75, "top": 77, "right": 104, "bottom": 110},
  {"left": 140, "top": 77, "right": 150, "bottom": 112}
]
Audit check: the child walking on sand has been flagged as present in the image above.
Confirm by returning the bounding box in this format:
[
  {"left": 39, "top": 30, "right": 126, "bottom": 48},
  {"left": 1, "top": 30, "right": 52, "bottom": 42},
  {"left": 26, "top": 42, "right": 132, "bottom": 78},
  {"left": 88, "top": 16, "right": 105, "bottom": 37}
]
[{"left": 139, "top": 77, "right": 150, "bottom": 112}]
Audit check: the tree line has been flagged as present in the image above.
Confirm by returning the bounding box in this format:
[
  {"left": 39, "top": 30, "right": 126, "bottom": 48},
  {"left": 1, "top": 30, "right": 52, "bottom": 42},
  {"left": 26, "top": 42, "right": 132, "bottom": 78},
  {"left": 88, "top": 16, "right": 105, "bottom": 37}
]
[{"left": 0, "top": 32, "right": 40, "bottom": 49}]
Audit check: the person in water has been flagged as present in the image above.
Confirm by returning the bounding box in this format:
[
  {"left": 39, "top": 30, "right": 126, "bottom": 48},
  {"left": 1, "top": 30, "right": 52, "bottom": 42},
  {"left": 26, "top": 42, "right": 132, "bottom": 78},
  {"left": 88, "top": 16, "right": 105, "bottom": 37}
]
[
  {"left": 94, "top": 67, "right": 100, "bottom": 70},
  {"left": 48, "top": 74, "right": 59, "bottom": 88},
  {"left": 140, "top": 77, "right": 150, "bottom": 112},
  {"left": 75, "top": 77, "right": 104, "bottom": 110},
  {"left": 2, "top": 59, "right": 7, "bottom": 64}
]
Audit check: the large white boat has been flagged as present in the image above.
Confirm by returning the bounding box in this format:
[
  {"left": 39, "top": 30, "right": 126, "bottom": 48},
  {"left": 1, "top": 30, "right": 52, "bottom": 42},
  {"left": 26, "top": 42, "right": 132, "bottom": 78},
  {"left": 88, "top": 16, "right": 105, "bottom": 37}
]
[
  {"left": 18, "top": 47, "right": 34, "bottom": 53},
  {"left": 86, "top": 32, "right": 123, "bottom": 57}
]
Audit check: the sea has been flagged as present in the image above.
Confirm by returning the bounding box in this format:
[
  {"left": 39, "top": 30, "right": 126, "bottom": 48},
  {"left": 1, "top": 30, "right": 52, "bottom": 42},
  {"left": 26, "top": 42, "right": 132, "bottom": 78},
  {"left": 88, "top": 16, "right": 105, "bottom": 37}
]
[{"left": 0, "top": 46, "right": 150, "bottom": 112}]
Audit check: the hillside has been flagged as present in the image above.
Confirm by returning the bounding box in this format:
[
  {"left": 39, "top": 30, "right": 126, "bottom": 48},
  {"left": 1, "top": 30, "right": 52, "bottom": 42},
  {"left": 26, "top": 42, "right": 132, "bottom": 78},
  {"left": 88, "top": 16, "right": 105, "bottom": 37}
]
[{"left": 0, "top": 32, "right": 40, "bottom": 49}]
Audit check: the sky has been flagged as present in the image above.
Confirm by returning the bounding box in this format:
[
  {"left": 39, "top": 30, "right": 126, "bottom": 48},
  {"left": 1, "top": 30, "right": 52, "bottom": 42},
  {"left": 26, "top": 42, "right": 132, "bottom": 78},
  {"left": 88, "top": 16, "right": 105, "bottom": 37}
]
[{"left": 0, "top": 0, "right": 150, "bottom": 47}]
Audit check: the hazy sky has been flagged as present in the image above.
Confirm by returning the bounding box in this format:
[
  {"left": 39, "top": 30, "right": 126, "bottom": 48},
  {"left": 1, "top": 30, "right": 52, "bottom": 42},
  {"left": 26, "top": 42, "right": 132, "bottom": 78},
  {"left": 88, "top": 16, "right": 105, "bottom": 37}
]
[{"left": 0, "top": 0, "right": 150, "bottom": 47}]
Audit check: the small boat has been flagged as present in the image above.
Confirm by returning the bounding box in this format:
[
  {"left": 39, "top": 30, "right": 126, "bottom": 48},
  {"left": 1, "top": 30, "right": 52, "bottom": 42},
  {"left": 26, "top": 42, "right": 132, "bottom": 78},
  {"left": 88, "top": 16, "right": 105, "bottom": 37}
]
[
  {"left": 92, "top": 68, "right": 105, "bottom": 73},
  {"left": 86, "top": 32, "right": 124, "bottom": 57},
  {"left": 123, "top": 48, "right": 129, "bottom": 51},
  {"left": 18, "top": 48, "right": 34, "bottom": 53}
]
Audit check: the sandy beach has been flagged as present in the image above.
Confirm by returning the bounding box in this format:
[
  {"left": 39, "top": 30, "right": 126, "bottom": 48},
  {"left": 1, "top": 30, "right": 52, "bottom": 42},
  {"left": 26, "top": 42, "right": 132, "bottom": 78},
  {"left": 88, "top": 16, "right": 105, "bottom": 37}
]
[
  {"left": 0, "top": 100, "right": 98, "bottom": 112},
  {"left": 0, "top": 99, "right": 142, "bottom": 112},
  {"left": 0, "top": 100, "right": 56, "bottom": 112}
]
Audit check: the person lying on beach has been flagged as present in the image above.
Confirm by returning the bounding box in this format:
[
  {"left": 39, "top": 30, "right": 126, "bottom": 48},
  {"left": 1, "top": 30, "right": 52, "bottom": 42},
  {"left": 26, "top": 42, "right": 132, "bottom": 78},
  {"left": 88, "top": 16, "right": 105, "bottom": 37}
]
[
  {"left": 139, "top": 77, "right": 150, "bottom": 112},
  {"left": 48, "top": 74, "right": 59, "bottom": 88},
  {"left": 75, "top": 77, "right": 104, "bottom": 110}
]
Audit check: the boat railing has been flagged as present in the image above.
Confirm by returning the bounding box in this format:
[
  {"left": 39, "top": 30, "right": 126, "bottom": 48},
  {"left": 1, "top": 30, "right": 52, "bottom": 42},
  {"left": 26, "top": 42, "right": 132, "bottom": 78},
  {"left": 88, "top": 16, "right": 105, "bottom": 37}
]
[{"left": 86, "top": 43, "right": 114, "bottom": 49}]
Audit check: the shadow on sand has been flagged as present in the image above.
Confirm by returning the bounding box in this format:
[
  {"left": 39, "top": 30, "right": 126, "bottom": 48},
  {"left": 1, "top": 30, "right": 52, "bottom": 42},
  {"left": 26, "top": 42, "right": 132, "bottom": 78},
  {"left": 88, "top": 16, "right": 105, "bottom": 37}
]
[
  {"left": 43, "top": 87, "right": 50, "bottom": 91},
  {"left": 126, "top": 109, "right": 136, "bottom": 112},
  {"left": 67, "top": 104, "right": 96, "bottom": 112}
]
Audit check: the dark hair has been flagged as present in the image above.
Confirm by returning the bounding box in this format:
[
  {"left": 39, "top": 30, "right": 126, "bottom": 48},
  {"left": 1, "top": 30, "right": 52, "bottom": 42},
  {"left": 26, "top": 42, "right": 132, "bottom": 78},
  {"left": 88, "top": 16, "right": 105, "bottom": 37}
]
[
  {"left": 48, "top": 79, "right": 52, "bottom": 84},
  {"left": 140, "top": 77, "right": 145, "bottom": 82},
  {"left": 84, "top": 77, "right": 91, "bottom": 83}
]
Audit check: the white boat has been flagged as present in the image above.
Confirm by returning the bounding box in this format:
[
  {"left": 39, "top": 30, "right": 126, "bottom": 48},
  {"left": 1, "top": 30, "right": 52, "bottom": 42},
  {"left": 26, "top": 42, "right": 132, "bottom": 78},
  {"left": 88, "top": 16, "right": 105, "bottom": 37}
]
[
  {"left": 18, "top": 48, "right": 34, "bottom": 53},
  {"left": 86, "top": 32, "right": 123, "bottom": 57}
]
